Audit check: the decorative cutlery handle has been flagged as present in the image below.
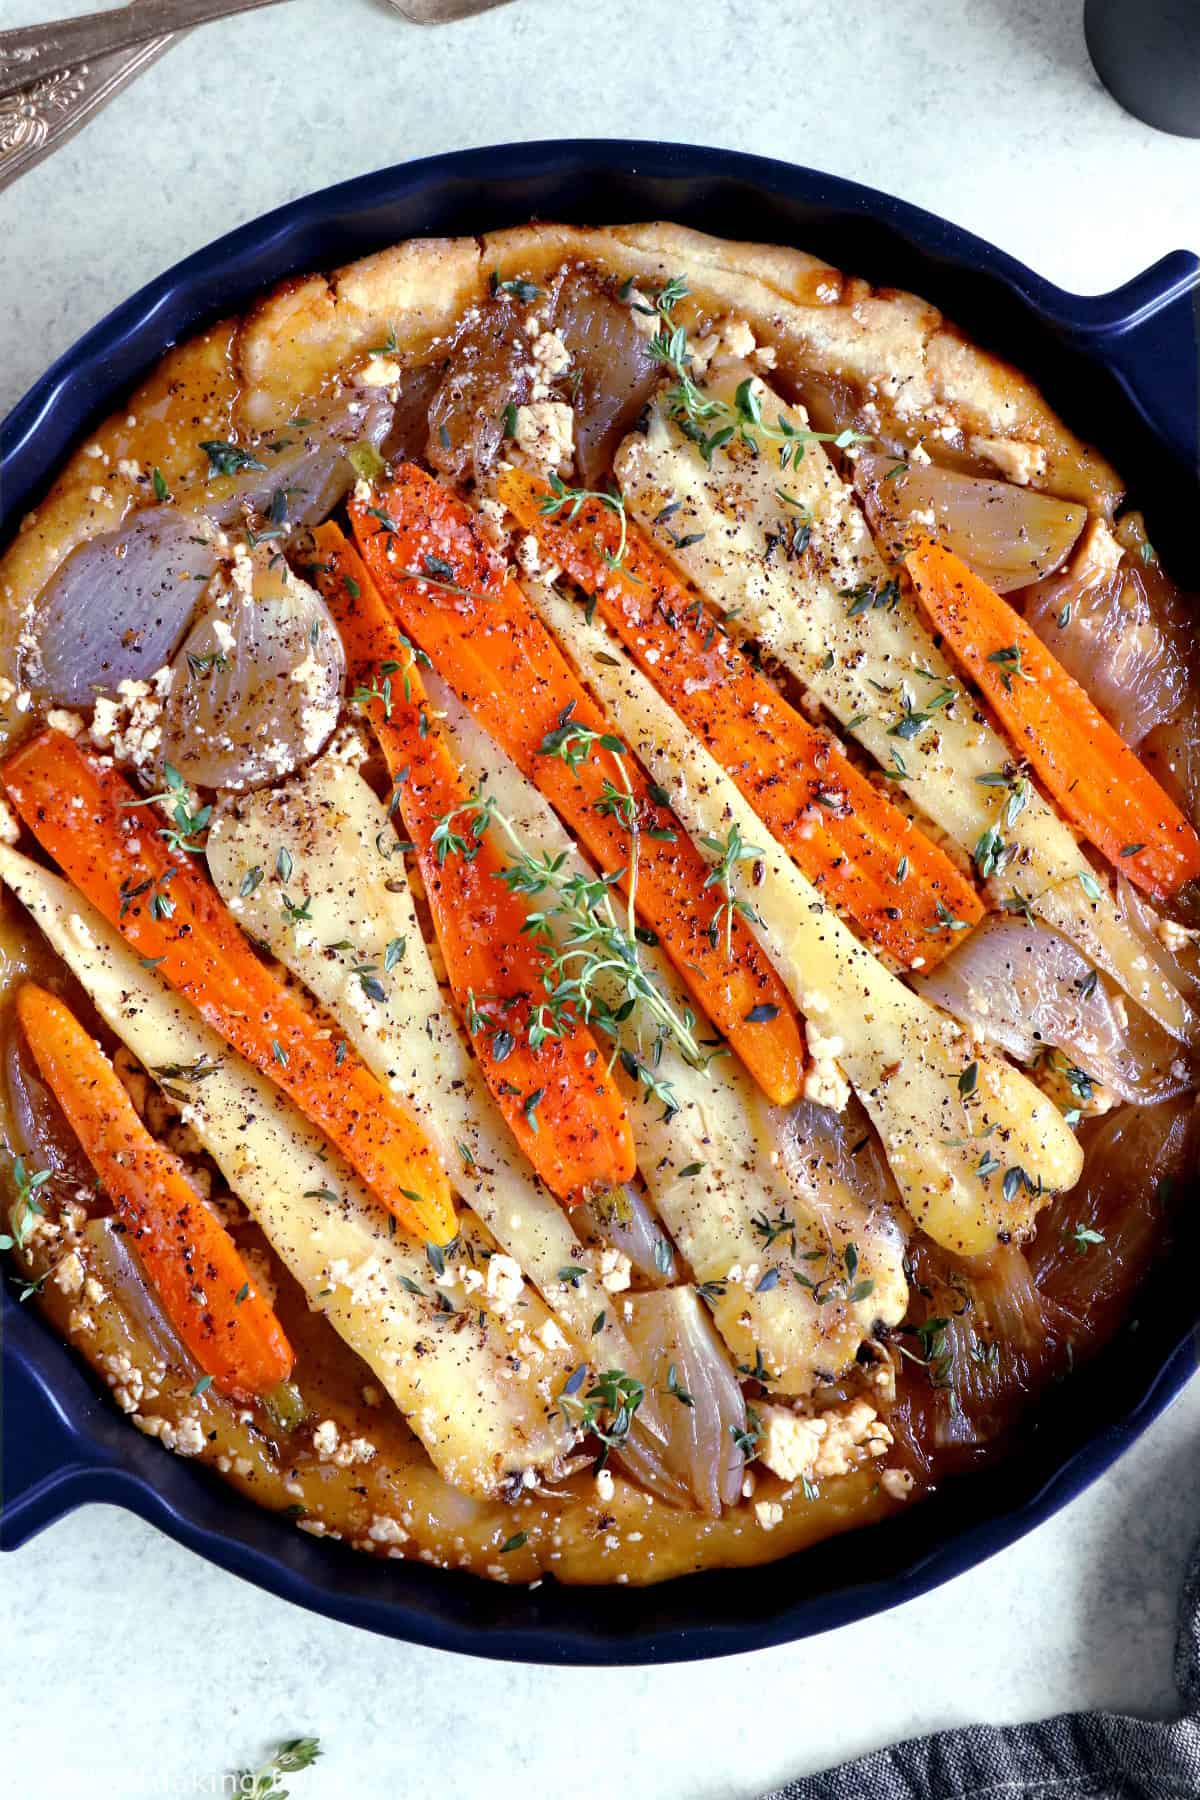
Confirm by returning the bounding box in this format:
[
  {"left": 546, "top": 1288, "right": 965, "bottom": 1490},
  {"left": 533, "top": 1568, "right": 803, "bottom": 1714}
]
[
  {"left": 0, "top": 32, "right": 173, "bottom": 194},
  {"left": 0, "top": 0, "right": 289, "bottom": 101}
]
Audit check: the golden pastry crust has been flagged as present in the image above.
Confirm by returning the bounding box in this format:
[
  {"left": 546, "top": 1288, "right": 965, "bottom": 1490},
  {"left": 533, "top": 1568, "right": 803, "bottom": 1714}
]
[{"left": 0, "top": 220, "right": 1124, "bottom": 672}]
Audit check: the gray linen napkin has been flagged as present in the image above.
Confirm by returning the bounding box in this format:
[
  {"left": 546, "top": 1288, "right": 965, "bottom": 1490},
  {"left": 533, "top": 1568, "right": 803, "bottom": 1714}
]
[{"left": 766, "top": 1535, "right": 1200, "bottom": 1799}]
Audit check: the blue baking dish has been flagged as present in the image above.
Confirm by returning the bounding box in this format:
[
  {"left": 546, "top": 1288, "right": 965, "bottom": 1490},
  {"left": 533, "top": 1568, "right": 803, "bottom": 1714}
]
[{"left": 2, "top": 141, "right": 1198, "bottom": 1665}]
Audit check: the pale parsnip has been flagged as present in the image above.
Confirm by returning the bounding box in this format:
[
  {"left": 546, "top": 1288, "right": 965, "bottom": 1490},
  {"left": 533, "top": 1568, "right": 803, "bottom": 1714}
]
[
  {"left": 614, "top": 370, "right": 1192, "bottom": 1043},
  {"left": 204, "top": 744, "right": 645, "bottom": 1383},
  {"left": 432, "top": 674, "right": 909, "bottom": 1390},
  {"left": 530, "top": 583, "right": 1083, "bottom": 1256},
  {"left": 0, "top": 846, "right": 573, "bottom": 1496}
]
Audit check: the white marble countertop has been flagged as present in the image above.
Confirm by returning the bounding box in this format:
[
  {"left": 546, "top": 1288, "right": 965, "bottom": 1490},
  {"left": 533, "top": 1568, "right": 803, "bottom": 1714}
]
[{"left": 3, "top": 1, "right": 1200, "bottom": 1795}]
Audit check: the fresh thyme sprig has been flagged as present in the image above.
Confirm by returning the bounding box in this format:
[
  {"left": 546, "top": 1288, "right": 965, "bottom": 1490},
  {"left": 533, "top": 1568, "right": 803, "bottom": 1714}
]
[
  {"left": 559, "top": 1366, "right": 645, "bottom": 1469},
  {"left": 120, "top": 762, "right": 212, "bottom": 856},
  {"left": 233, "top": 1736, "right": 322, "bottom": 1799},
  {"left": 539, "top": 473, "right": 633, "bottom": 573},
  {"left": 699, "top": 823, "right": 762, "bottom": 959},
  {"left": 430, "top": 787, "right": 706, "bottom": 1085},
  {"left": 0, "top": 1158, "right": 53, "bottom": 1253},
  {"left": 640, "top": 277, "right": 871, "bottom": 469}
]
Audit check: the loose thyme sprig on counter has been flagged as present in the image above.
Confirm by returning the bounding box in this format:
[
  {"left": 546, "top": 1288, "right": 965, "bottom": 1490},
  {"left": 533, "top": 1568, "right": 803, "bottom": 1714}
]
[{"left": 638, "top": 277, "right": 872, "bottom": 468}]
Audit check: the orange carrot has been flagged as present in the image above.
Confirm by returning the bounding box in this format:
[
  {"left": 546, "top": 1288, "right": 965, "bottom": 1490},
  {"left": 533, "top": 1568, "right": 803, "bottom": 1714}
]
[
  {"left": 16, "top": 983, "right": 292, "bottom": 1399},
  {"left": 2, "top": 731, "right": 455, "bottom": 1245},
  {"left": 905, "top": 541, "right": 1200, "bottom": 899},
  {"left": 348, "top": 465, "right": 806, "bottom": 1108},
  {"left": 499, "top": 466, "right": 984, "bottom": 968},
  {"left": 312, "top": 521, "right": 635, "bottom": 1202}
]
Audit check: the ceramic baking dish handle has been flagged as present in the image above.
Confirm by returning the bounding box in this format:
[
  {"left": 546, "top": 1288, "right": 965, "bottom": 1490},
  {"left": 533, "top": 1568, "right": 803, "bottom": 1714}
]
[
  {"left": 0, "top": 1305, "right": 124, "bottom": 1549},
  {"left": 1082, "top": 252, "right": 1200, "bottom": 477}
]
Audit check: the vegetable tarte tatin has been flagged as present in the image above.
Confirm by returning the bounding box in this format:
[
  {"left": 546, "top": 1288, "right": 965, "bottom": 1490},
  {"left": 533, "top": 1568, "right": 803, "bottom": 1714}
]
[{"left": 0, "top": 222, "right": 1195, "bottom": 1586}]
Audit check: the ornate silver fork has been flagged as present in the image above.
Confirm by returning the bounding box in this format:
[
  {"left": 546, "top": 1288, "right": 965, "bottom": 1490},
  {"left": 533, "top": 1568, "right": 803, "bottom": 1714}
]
[{"left": 0, "top": 0, "right": 513, "bottom": 191}]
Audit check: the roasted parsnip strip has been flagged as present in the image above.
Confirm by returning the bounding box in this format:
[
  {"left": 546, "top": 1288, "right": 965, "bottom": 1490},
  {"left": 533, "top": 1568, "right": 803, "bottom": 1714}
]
[
  {"left": 2, "top": 728, "right": 455, "bottom": 1243},
  {"left": 431, "top": 672, "right": 910, "bottom": 1391},
  {"left": 614, "top": 368, "right": 1194, "bottom": 1042},
  {"left": 347, "top": 464, "right": 807, "bottom": 1106},
  {"left": 0, "top": 847, "right": 573, "bottom": 1495},
  {"left": 531, "top": 581, "right": 1084, "bottom": 1256}
]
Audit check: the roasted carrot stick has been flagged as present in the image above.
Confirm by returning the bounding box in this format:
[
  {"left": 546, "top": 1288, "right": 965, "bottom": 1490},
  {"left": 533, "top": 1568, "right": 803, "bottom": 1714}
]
[
  {"left": 16, "top": 983, "right": 292, "bottom": 1398},
  {"left": 499, "top": 466, "right": 984, "bottom": 969},
  {"left": 905, "top": 541, "right": 1200, "bottom": 900},
  {"left": 2, "top": 731, "right": 455, "bottom": 1245},
  {"left": 348, "top": 466, "right": 806, "bottom": 1108},
  {"left": 312, "top": 521, "right": 635, "bottom": 1201}
]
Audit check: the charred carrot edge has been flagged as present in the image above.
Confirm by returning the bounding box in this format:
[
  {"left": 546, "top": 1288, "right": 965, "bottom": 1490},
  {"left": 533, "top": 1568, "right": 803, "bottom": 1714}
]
[
  {"left": 905, "top": 541, "right": 1200, "bottom": 900},
  {"left": 347, "top": 464, "right": 806, "bottom": 1108},
  {"left": 498, "top": 467, "right": 984, "bottom": 969},
  {"left": 2, "top": 731, "right": 456, "bottom": 1245},
  {"left": 312, "top": 521, "right": 635, "bottom": 1201},
  {"left": 16, "top": 983, "right": 293, "bottom": 1398}
]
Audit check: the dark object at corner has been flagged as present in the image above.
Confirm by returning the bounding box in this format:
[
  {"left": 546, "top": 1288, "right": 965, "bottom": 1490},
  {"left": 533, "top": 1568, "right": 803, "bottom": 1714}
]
[{"left": 1086, "top": 0, "right": 1200, "bottom": 138}]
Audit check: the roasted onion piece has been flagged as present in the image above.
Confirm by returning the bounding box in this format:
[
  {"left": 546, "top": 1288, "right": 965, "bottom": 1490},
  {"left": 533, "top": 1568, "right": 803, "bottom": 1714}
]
[
  {"left": 914, "top": 915, "right": 1192, "bottom": 1104},
  {"left": 551, "top": 269, "right": 659, "bottom": 485},
  {"left": 426, "top": 296, "right": 529, "bottom": 486},
  {"left": 854, "top": 451, "right": 1084, "bottom": 593},
  {"left": 1029, "top": 1097, "right": 1195, "bottom": 1318},
  {"left": 577, "top": 1184, "right": 677, "bottom": 1287},
  {"left": 773, "top": 1094, "right": 902, "bottom": 1228},
  {"left": 161, "top": 556, "right": 344, "bottom": 791},
  {"left": 1021, "top": 519, "right": 1192, "bottom": 745},
  {"left": 223, "top": 392, "right": 394, "bottom": 529},
  {"left": 26, "top": 392, "right": 391, "bottom": 709},
  {"left": 6, "top": 1023, "right": 93, "bottom": 1186},
  {"left": 623, "top": 1286, "right": 747, "bottom": 1515},
  {"left": 30, "top": 508, "right": 217, "bottom": 706},
  {"left": 887, "top": 1242, "right": 1072, "bottom": 1470}
]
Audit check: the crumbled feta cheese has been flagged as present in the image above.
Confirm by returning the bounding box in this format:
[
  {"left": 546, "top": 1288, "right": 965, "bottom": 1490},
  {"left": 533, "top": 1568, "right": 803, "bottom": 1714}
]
[
  {"left": 368, "top": 1514, "right": 408, "bottom": 1545},
  {"left": 754, "top": 1500, "right": 784, "bottom": 1531},
  {"left": 45, "top": 708, "right": 83, "bottom": 738},
  {"left": 881, "top": 1467, "right": 915, "bottom": 1501},
  {"left": 597, "top": 1247, "right": 632, "bottom": 1293},
  {"left": 758, "top": 1399, "right": 892, "bottom": 1484},
  {"left": 538, "top": 1318, "right": 569, "bottom": 1353},
  {"left": 531, "top": 330, "right": 571, "bottom": 378},
  {"left": 312, "top": 1419, "right": 340, "bottom": 1460},
  {"left": 88, "top": 675, "right": 167, "bottom": 772},
  {"left": 52, "top": 1250, "right": 85, "bottom": 1296},
  {"left": 0, "top": 797, "right": 19, "bottom": 847},
  {"left": 595, "top": 1468, "right": 615, "bottom": 1503},
  {"left": 486, "top": 1253, "right": 525, "bottom": 1311},
  {"left": 512, "top": 402, "right": 574, "bottom": 475},
  {"left": 968, "top": 435, "right": 1047, "bottom": 486},
  {"left": 1156, "top": 914, "right": 1198, "bottom": 954},
  {"left": 802, "top": 1020, "right": 851, "bottom": 1112},
  {"left": 358, "top": 357, "right": 402, "bottom": 388}
]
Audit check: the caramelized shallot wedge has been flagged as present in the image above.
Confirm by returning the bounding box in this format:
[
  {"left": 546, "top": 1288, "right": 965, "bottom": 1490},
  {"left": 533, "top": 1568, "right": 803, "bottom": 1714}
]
[
  {"left": 1029, "top": 1096, "right": 1196, "bottom": 1318},
  {"left": 623, "top": 1286, "right": 748, "bottom": 1515},
  {"left": 854, "top": 451, "right": 1084, "bottom": 593},
  {"left": 426, "top": 292, "right": 532, "bottom": 485},
  {"left": 577, "top": 1185, "right": 678, "bottom": 1287},
  {"left": 1020, "top": 518, "right": 1194, "bottom": 747},
  {"left": 913, "top": 914, "right": 1195, "bottom": 1104},
  {"left": 30, "top": 507, "right": 216, "bottom": 706},
  {"left": 886, "top": 1241, "right": 1074, "bottom": 1471},
  {"left": 24, "top": 390, "right": 391, "bottom": 709},
  {"left": 160, "top": 552, "right": 344, "bottom": 790},
  {"left": 550, "top": 267, "right": 659, "bottom": 484}
]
